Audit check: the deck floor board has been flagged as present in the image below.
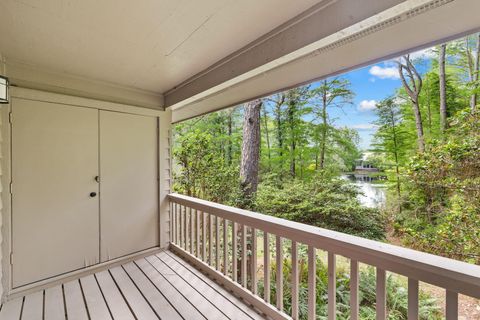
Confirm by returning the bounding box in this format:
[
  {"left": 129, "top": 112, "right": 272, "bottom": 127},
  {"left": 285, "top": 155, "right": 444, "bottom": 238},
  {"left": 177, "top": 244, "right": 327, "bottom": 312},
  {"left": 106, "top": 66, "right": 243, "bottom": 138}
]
[{"left": 0, "top": 250, "right": 265, "bottom": 320}]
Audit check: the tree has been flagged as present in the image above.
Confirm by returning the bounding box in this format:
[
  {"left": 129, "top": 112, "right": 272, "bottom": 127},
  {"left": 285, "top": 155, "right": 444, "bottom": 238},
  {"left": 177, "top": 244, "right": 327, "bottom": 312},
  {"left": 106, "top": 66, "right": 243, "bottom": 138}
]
[
  {"left": 372, "top": 98, "right": 408, "bottom": 211},
  {"left": 240, "top": 99, "right": 262, "bottom": 202},
  {"left": 311, "top": 78, "right": 354, "bottom": 169},
  {"left": 397, "top": 55, "right": 425, "bottom": 152},
  {"left": 439, "top": 44, "right": 447, "bottom": 135},
  {"left": 465, "top": 34, "right": 480, "bottom": 111},
  {"left": 262, "top": 103, "right": 272, "bottom": 169},
  {"left": 284, "top": 87, "right": 311, "bottom": 177}
]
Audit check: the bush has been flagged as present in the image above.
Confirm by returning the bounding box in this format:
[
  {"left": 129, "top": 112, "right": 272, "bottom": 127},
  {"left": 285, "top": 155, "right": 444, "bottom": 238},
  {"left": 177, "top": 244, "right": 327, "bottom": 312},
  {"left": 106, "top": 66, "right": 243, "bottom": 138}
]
[
  {"left": 257, "top": 249, "right": 441, "bottom": 320},
  {"left": 256, "top": 172, "right": 385, "bottom": 240},
  {"left": 396, "top": 109, "right": 480, "bottom": 263}
]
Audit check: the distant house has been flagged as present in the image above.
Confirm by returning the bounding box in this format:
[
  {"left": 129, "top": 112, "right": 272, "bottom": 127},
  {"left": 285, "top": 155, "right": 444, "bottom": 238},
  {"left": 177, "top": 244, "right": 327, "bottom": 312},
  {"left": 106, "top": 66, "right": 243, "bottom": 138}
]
[{"left": 355, "top": 156, "right": 379, "bottom": 172}]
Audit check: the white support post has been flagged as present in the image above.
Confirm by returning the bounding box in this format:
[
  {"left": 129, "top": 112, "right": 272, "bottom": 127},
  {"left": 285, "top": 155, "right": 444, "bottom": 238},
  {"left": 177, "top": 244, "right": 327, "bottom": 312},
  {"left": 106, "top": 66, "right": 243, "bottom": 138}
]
[
  {"left": 223, "top": 219, "right": 229, "bottom": 276},
  {"left": 446, "top": 290, "right": 458, "bottom": 320},
  {"left": 251, "top": 227, "right": 258, "bottom": 295},
  {"left": 232, "top": 222, "right": 238, "bottom": 282},
  {"left": 241, "top": 224, "right": 247, "bottom": 287},
  {"left": 350, "top": 259, "right": 359, "bottom": 320},
  {"left": 328, "top": 252, "right": 336, "bottom": 320},
  {"left": 308, "top": 246, "right": 316, "bottom": 320},
  {"left": 264, "top": 231, "right": 270, "bottom": 303},
  {"left": 376, "top": 268, "right": 386, "bottom": 320},
  {"left": 408, "top": 278, "right": 419, "bottom": 320},
  {"left": 276, "top": 236, "right": 283, "bottom": 311},
  {"left": 291, "top": 241, "right": 299, "bottom": 320}
]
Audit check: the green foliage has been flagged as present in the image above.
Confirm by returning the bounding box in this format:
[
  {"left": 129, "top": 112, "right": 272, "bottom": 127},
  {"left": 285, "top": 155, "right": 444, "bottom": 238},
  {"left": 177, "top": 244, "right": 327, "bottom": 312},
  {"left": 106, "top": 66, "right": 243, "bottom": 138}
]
[
  {"left": 258, "top": 250, "right": 440, "bottom": 320},
  {"left": 173, "top": 127, "right": 240, "bottom": 204},
  {"left": 255, "top": 171, "right": 385, "bottom": 240},
  {"left": 395, "top": 110, "right": 480, "bottom": 263}
]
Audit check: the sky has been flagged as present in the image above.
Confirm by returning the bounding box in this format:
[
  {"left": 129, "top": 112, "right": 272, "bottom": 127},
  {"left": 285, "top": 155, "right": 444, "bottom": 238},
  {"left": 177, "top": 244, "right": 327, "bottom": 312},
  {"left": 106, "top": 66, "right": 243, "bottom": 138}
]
[{"left": 318, "top": 48, "right": 434, "bottom": 150}]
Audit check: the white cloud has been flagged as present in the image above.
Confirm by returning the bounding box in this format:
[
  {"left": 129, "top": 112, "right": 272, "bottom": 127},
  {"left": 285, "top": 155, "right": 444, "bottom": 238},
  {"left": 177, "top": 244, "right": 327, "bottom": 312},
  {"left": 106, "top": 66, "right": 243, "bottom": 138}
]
[
  {"left": 409, "top": 48, "right": 435, "bottom": 60},
  {"left": 369, "top": 65, "right": 400, "bottom": 80},
  {"left": 358, "top": 99, "right": 378, "bottom": 111},
  {"left": 350, "top": 123, "right": 379, "bottom": 131}
]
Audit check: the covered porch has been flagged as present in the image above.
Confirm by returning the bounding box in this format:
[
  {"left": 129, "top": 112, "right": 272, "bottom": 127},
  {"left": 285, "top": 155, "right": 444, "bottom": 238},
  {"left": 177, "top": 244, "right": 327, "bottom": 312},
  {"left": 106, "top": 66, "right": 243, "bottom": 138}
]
[
  {"left": 0, "top": 0, "right": 480, "bottom": 319},
  {"left": 0, "top": 250, "right": 264, "bottom": 320}
]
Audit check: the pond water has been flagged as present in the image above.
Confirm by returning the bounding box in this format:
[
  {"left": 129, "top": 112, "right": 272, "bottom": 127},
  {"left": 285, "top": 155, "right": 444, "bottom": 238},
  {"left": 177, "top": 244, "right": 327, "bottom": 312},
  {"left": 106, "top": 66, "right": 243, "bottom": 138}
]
[{"left": 341, "top": 174, "right": 387, "bottom": 208}]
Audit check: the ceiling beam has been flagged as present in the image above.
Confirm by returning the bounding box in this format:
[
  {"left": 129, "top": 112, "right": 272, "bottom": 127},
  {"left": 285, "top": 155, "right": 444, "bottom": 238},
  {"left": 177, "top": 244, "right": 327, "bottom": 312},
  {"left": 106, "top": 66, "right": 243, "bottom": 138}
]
[
  {"left": 167, "top": 0, "right": 480, "bottom": 122},
  {"left": 165, "top": 0, "right": 405, "bottom": 109}
]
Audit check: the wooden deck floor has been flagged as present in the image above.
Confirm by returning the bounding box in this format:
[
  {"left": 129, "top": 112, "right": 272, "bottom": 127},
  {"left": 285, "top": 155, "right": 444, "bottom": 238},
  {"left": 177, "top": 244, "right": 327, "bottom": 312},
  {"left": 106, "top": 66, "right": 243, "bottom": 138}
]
[{"left": 0, "top": 250, "right": 266, "bottom": 320}]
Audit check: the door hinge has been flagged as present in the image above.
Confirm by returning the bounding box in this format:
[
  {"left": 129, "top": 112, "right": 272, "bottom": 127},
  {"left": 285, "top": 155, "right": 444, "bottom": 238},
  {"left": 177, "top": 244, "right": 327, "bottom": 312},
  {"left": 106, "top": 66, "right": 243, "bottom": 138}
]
[
  {"left": 10, "top": 252, "right": 13, "bottom": 265},
  {"left": 8, "top": 112, "right": 12, "bottom": 124},
  {"left": 9, "top": 182, "right": 12, "bottom": 194}
]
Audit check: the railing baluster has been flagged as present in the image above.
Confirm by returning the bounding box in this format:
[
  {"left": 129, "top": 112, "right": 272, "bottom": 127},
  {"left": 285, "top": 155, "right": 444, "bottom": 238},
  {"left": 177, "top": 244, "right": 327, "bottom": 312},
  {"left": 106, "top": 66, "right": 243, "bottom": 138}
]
[
  {"left": 276, "top": 236, "right": 283, "bottom": 311},
  {"left": 190, "top": 207, "right": 194, "bottom": 254},
  {"left": 169, "top": 201, "right": 173, "bottom": 244},
  {"left": 181, "top": 205, "right": 185, "bottom": 248},
  {"left": 202, "top": 211, "right": 206, "bottom": 262},
  {"left": 232, "top": 222, "right": 238, "bottom": 282},
  {"left": 241, "top": 224, "right": 247, "bottom": 287},
  {"left": 291, "top": 241, "right": 299, "bottom": 320},
  {"left": 251, "top": 227, "right": 258, "bottom": 295},
  {"left": 184, "top": 206, "right": 188, "bottom": 250},
  {"left": 264, "top": 231, "right": 270, "bottom": 303},
  {"left": 376, "top": 268, "right": 387, "bottom": 320},
  {"left": 350, "top": 259, "right": 359, "bottom": 320},
  {"left": 216, "top": 216, "right": 220, "bottom": 271},
  {"left": 209, "top": 213, "right": 214, "bottom": 265},
  {"left": 173, "top": 203, "right": 177, "bottom": 244},
  {"left": 195, "top": 209, "right": 200, "bottom": 256},
  {"left": 408, "top": 278, "right": 419, "bottom": 320},
  {"left": 328, "top": 252, "right": 336, "bottom": 320},
  {"left": 171, "top": 202, "right": 175, "bottom": 244},
  {"left": 446, "top": 290, "right": 458, "bottom": 320},
  {"left": 223, "top": 219, "right": 229, "bottom": 276},
  {"left": 308, "top": 246, "right": 316, "bottom": 320}
]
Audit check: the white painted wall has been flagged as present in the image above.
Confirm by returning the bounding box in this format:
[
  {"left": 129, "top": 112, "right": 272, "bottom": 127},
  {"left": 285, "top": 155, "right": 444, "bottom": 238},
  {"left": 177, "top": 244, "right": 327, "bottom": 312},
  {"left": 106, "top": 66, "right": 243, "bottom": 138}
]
[{"left": 0, "top": 87, "right": 172, "bottom": 301}]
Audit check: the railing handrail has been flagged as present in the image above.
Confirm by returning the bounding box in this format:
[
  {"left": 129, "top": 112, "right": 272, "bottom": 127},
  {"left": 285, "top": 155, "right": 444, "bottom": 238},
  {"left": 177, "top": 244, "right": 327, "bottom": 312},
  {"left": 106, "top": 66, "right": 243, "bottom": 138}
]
[{"left": 169, "top": 193, "right": 480, "bottom": 299}]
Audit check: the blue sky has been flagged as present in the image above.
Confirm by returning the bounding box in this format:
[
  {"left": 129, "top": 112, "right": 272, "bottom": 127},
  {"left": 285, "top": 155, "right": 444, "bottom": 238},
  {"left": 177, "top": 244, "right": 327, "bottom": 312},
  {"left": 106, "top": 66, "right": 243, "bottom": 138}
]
[{"left": 316, "top": 48, "right": 434, "bottom": 150}]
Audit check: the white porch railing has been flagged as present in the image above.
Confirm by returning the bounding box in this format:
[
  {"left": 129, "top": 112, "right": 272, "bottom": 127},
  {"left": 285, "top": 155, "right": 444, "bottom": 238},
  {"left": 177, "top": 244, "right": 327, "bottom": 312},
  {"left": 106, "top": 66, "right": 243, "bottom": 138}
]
[{"left": 168, "top": 193, "right": 480, "bottom": 320}]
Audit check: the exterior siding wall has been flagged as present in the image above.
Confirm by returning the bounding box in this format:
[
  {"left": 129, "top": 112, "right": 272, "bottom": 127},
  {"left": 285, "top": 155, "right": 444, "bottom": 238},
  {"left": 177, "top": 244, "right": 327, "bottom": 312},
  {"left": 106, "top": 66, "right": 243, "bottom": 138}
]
[
  {"left": 0, "top": 103, "right": 10, "bottom": 302},
  {"left": 159, "top": 109, "right": 172, "bottom": 248},
  {"left": 0, "top": 88, "right": 169, "bottom": 299}
]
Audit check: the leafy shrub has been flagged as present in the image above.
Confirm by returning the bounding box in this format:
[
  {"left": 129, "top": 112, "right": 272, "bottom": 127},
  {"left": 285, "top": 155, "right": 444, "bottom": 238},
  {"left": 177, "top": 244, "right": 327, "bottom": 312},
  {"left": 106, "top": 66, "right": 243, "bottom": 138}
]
[
  {"left": 396, "top": 109, "right": 480, "bottom": 263},
  {"left": 257, "top": 250, "right": 441, "bottom": 320},
  {"left": 256, "top": 171, "right": 385, "bottom": 240}
]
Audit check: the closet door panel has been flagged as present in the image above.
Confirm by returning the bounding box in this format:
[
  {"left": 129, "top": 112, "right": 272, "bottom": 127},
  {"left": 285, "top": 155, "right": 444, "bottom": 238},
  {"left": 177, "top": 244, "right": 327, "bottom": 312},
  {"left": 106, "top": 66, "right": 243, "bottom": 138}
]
[
  {"left": 100, "top": 111, "right": 158, "bottom": 262},
  {"left": 12, "top": 99, "right": 100, "bottom": 287}
]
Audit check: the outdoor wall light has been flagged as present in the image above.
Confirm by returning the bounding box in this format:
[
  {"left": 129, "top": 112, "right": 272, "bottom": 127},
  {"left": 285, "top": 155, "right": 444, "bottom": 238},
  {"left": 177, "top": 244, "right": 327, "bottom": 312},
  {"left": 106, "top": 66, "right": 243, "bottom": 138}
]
[{"left": 0, "top": 75, "right": 9, "bottom": 104}]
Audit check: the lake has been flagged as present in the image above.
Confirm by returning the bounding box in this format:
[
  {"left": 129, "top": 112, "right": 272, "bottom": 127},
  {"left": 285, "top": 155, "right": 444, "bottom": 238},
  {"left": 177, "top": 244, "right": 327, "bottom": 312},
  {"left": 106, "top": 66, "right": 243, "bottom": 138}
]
[{"left": 342, "top": 174, "right": 387, "bottom": 208}]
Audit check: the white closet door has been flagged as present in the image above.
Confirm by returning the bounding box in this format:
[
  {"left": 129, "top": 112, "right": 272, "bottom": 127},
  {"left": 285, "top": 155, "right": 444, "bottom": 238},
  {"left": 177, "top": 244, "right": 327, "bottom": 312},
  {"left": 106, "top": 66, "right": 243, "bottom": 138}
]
[
  {"left": 100, "top": 111, "right": 159, "bottom": 262},
  {"left": 12, "top": 99, "right": 100, "bottom": 287}
]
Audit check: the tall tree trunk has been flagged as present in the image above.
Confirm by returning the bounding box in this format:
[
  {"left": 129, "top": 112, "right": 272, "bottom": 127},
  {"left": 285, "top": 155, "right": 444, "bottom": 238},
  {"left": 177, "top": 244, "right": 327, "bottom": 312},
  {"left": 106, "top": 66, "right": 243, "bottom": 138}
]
[
  {"left": 469, "top": 34, "right": 480, "bottom": 112},
  {"left": 412, "top": 100, "right": 425, "bottom": 153},
  {"left": 390, "top": 109, "right": 402, "bottom": 213},
  {"left": 425, "top": 72, "right": 432, "bottom": 133},
  {"left": 262, "top": 104, "right": 271, "bottom": 169},
  {"left": 397, "top": 55, "right": 425, "bottom": 153},
  {"left": 240, "top": 99, "right": 262, "bottom": 200},
  {"left": 288, "top": 97, "right": 296, "bottom": 178},
  {"left": 274, "top": 94, "right": 285, "bottom": 162},
  {"left": 439, "top": 44, "right": 447, "bottom": 135},
  {"left": 227, "top": 110, "right": 233, "bottom": 165},
  {"left": 319, "top": 80, "right": 328, "bottom": 169}
]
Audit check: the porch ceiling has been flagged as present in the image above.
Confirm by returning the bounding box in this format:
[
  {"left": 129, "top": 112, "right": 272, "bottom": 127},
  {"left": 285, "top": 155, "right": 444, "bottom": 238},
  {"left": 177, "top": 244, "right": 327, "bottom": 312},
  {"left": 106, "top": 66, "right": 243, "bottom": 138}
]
[
  {"left": 0, "top": 0, "right": 318, "bottom": 95},
  {"left": 1, "top": 0, "right": 479, "bottom": 116}
]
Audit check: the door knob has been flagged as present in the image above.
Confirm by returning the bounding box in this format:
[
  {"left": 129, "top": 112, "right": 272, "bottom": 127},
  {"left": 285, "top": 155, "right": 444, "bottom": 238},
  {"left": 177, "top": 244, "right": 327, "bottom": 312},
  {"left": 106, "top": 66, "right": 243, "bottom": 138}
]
[{"left": 90, "top": 192, "right": 97, "bottom": 197}]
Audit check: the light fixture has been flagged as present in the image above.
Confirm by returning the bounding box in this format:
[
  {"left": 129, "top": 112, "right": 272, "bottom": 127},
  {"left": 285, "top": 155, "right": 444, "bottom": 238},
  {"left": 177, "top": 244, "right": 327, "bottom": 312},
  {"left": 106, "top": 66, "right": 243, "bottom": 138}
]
[{"left": 0, "top": 75, "right": 8, "bottom": 104}]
